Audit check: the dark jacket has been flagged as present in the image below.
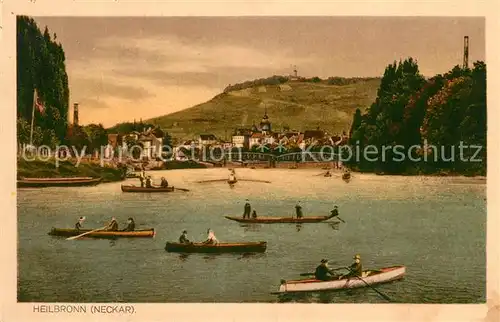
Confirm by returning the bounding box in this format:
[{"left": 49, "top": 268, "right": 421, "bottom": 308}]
[
  {"left": 315, "top": 264, "right": 334, "bottom": 281},
  {"left": 123, "top": 221, "right": 135, "bottom": 231},
  {"left": 179, "top": 234, "right": 190, "bottom": 244},
  {"left": 75, "top": 222, "right": 82, "bottom": 230},
  {"left": 295, "top": 205, "right": 303, "bottom": 218},
  {"left": 331, "top": 209, "right": 339, "bottom": 217},
  {"left": 244, "top": 203, "right": 251, "bottom": 214}
]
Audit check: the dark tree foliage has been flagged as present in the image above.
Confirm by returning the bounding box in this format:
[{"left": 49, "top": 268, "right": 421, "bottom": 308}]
[
  {"left": 347, "top": 58, "right": 486, "bottom": 175},
  {"left": 107, "top": 121, "right": 157, "bottom": 135},
  {"left": 223, "top": 75, "right": 289, "bottom": 92},
  {"left": 17, "top": 16, "right": 69, "bottom": 146}
]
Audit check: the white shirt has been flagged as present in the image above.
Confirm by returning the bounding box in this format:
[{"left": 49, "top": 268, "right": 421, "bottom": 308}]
[{"left": 207, "top": 231, "right": 218, "bottom": 241}]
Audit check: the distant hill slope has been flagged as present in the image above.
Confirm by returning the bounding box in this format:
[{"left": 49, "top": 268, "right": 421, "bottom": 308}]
[{"left": 148, "top": 78, "right": 381, "bottom": 141}]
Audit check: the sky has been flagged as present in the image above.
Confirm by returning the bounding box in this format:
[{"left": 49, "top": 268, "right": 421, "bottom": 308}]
[{"left": 32, "top": 17, "right": 485, "bottom": 127}]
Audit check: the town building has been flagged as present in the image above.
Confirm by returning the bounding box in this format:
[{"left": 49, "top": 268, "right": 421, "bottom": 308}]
[
  {"left": 198, "top": 134, "right": 217, "bottom": 147},
  {"left": 231, "top": 128, "right": 251, "bottom": 149}
]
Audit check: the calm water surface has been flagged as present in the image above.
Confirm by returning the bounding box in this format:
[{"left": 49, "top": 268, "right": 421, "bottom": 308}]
[{"left": 17, "top": 169, "right": 486, "bottom": 303}]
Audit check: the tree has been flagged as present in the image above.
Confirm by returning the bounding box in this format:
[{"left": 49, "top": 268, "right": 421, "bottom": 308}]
[
  {"left": 83, "top": 124, "right": 108, "bottom": 154},
  {"left": 17, "top": 16, "right": 69, "bottom": 146}
]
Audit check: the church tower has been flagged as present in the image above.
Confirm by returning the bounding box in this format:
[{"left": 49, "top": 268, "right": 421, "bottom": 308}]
[{"left": 259, "top": 107, "right": 271, "bottom": 133}]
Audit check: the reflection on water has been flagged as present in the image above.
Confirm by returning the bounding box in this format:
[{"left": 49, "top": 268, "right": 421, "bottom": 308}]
[
  {"left": 179, "top": 253, "right": 190, "bottom": 262},
  {"left": 241, "top": 224, "right": 261, "bottom": 232}
]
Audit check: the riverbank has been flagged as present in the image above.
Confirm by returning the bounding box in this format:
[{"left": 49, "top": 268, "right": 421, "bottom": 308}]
[{"left": 17, "top": 159, "right": 126, "bottom": 183}]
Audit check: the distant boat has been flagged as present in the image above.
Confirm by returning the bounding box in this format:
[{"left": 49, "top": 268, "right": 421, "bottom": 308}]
[
  {"left": 17, "top": 177, "right": 102, "bottom": 188},
  {"left": 48, "top": 227, "right": 155, "bottom": 239},
  {"left": 225, "top": 214, "right": 335, "bottom": 224},
  {"left": 121, "top": 185, "right": 175, "bottom": 193}
]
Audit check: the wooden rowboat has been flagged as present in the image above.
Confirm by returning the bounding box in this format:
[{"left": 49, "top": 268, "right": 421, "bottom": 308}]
[
  {"left": 20, "top": 176, "right": 94, "bottom": 181},
  {"left": 274, "top": 266, "right": 406, "bottom": 294},
  {"left": 165, "top": 241, "right": 267, "bottom": 253},
  {"left": 121, "top": 185, "right": 175, "bottom": 192},
  {"left": 18, "top": 177, "right": 102, "bottom": 188},
  {"left": 224, "top": 214, "right": 335, "bottom": 224},
  {"left": 48, "top": 228, "right": 155, "bottom": 239},
  {"left": 227, "top": 180, "right": 237, "bottom": 184}
]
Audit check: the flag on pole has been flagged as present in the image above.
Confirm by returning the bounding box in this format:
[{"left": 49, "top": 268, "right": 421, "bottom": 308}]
[{"left": 34, "top": 88, "right": 45, "bottom": 114}]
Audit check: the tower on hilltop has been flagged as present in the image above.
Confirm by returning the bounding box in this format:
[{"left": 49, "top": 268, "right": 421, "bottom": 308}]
[
  {"left": 73, "top": 103, "right": 79, "bottom": 126},
  {"left": 463, "top": 36, "right": 469, "bottom": 69}
]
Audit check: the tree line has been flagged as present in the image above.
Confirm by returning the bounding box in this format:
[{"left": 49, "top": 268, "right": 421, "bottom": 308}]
[
  {"left": 347, "top": 58, "right": 486, "bottom": 176},
  {"left": 16, "top": 16, "right": 172, "bottom": 157}
]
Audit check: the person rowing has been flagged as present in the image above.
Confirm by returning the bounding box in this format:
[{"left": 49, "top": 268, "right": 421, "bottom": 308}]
[
  {"left": 315, "top": 259, "right": 338, "bottom": 281},
  {"left": 295, "top": 201, "right": 303, "bottom": 219},
  {"left": 340, "top": 254, "right": 363, "bottom": 279},
  {"left": 252, "top": 210, "right": 258, "bottom": 219},
  {"left": 122, "top": 217, "right": 135, "bottom": 231},
  {"left": 145, "top": 176, "right": 153, "bottom": 188},
  {"left": 75, "top": 216, "right": 86, "bottom": 231},
  {"left": 106, "top": 217, "right": 119, "bottom": 231},
  {"left": 203, "top": 229, "right": 218, "bottom": 245},
  {"left": 179, "top": 230, "right": 190, "bottom": 244},
  {"left": 330, "top": 205, "right": 339, "bottom": 218},
  {"left": 160, "top": 177, "right": 169, "bottom": 188}
]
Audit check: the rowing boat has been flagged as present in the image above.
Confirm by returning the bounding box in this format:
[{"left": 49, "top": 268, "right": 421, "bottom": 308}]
[
  {"left": 20, "top": 176, "right": 94, "bottom": 181},
  {"left": 224, "top": 214, "right": 335, "bottom": 224},
  {"left": 165, "top": 241, "right": 267, "bottom": 253},
  {"left": 274, "top": 266, "right": 406, "bottom": 294},
  {"left": 48, "top": 228, "right": 155, "bottom": 238},
  {"left": 227, "top": 180, "right": 237, "bottom": 184},
  {"left": 18, "top": 177, "right": 102, "bottom": 188},
  {"left": 121, "top": 185, "right": 175, "bottom": 192}
]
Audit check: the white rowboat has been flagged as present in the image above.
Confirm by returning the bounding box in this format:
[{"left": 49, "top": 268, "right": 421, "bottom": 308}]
[{"left": 275, "top": 265, "right": 406, "bottom": 294}]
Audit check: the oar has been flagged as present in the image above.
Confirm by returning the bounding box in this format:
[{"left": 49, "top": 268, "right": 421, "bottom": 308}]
[
  {"left": 343, "top": 267, "right": 393, "bottom": 302},
  {"left": 299, "top": 266, "right": 344, "bottom": 276},
  {"left": 66, "top": 226, "right": 107, "bottom": 240},
  {"left": 330, "top": 213, "right": 346, "bottom": 223},
  {"left": 175, "top": 187, "right": 190, "bottom": 192}
]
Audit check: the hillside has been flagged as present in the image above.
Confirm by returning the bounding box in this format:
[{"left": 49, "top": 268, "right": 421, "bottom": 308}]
[{"left": 148, "top": 78, "right": 381, "bottom": 141}]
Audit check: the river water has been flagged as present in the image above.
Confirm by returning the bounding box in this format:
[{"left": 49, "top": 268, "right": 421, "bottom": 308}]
[{"left": 17, "top": 168, "right": 486, "bottom": 303}]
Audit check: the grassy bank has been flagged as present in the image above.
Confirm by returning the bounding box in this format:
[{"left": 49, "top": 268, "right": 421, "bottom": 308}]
[{"left": 17, "top": 159, "right": 126, "bottom": 183}]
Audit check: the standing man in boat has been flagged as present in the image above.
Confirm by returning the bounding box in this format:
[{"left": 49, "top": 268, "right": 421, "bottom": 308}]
[
  {"left": 179, "top": 230, "right": 190, "bottom": 244},
  {"left": 243, "top": 199, "right": 251, "bottom": 218},
  {"left": 122, "top": 217, "right": 135, "bottom": 231},
  {"left": 75, "top": 216, "right": 86, "bottom": 231},
  {"left": 106, "top": 217, "right": 119, "bottom": 231},
  {"left": 342, "top": 254, "right": 363, "bottom": 279},
  {"left": 203, "top": 229, "right": 218, "bottom": 245},
  {"left": 315, "top": 259, "right": 337, "bottom": 281},
  {"left": 139, "top": 175, "right": 145, "bottom": 188},
  {"left": 295, "top": 201, "right": 303, "bottom": 219}
]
